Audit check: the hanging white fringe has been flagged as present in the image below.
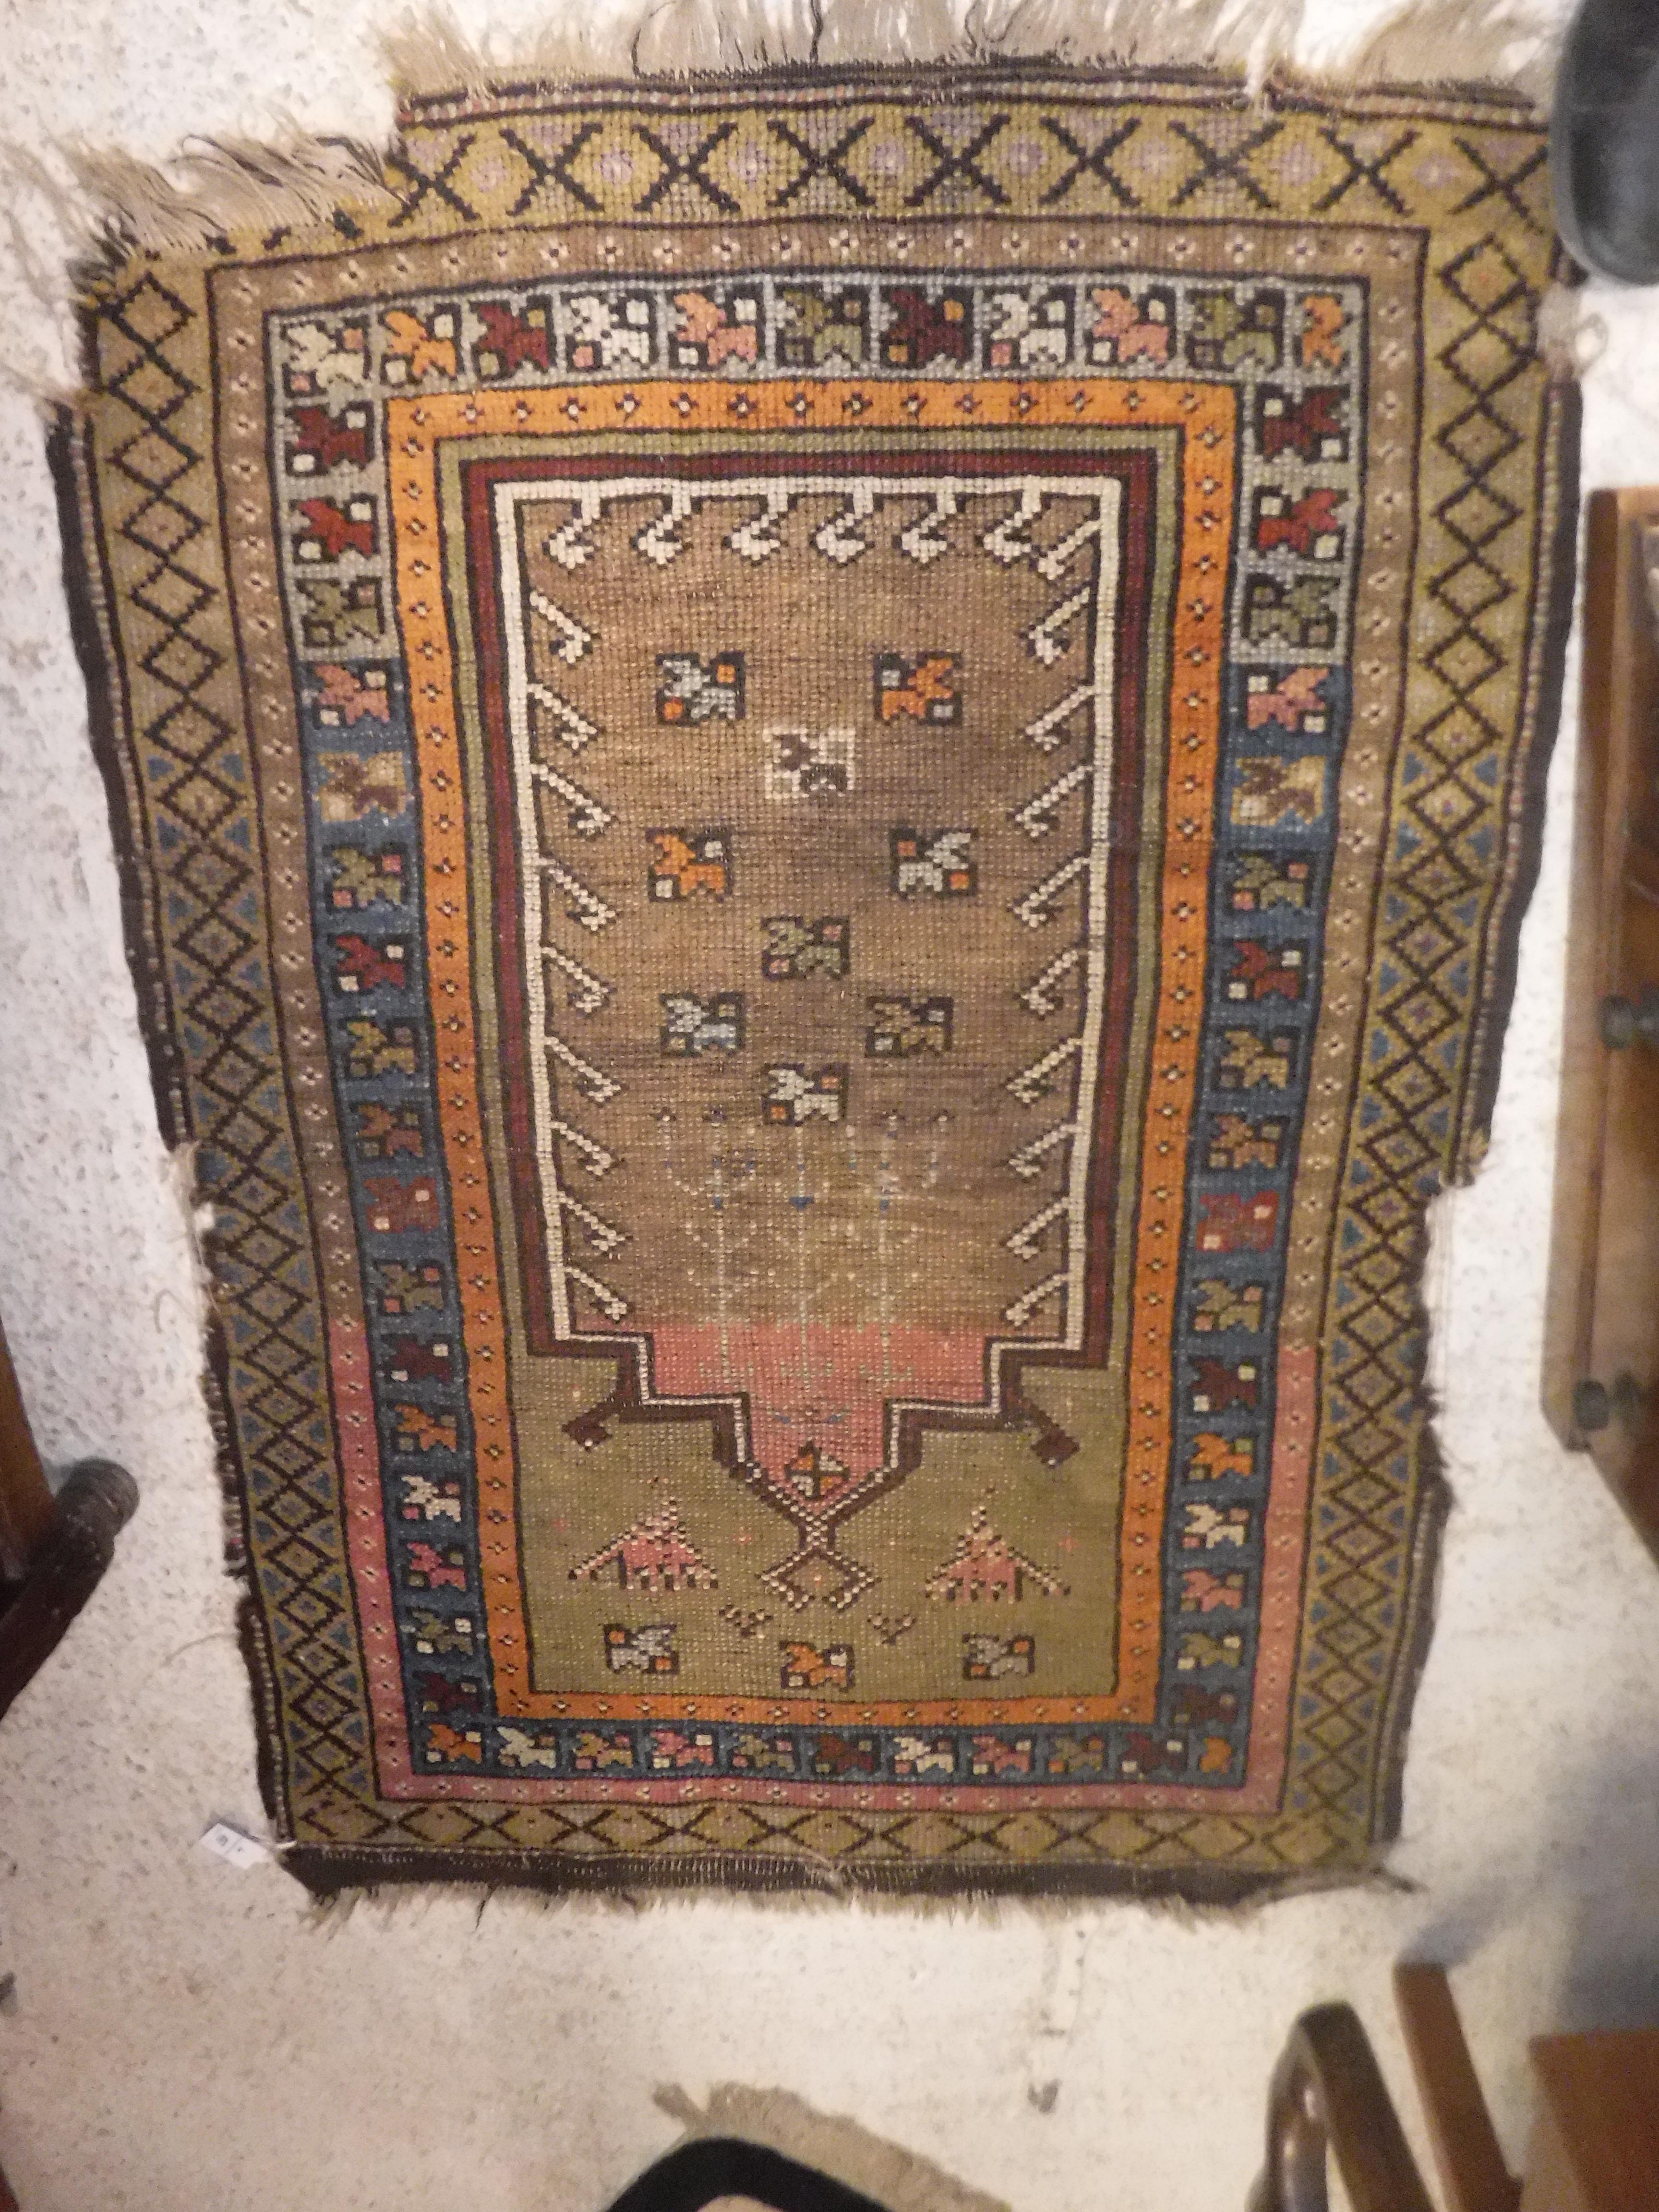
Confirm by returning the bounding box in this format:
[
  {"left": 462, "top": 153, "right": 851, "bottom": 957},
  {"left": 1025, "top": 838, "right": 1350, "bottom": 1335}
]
[
  {"left": 969, "top": 0, "right": 1253, "bottom": 70},
  {"left": 37, "top": 0, "right": 1564, "bottom": 266},
  {"left": 816, "top": 0, "right": 970, "bottom": 64},
  {"left": 1344, "top": 0, "right": 1557, "bottom": 99},
  {"left": 381, "top": 5, "right": 643, "bottom": 92},
  {"left": 35, "top": 134, "right": 397, "bottom": 258},
  {"left": 633, "top": 0, "right": 818, "bottom": 72},
  {"left": 384, "top": 0, "right": 1563, "bottom": 94}
]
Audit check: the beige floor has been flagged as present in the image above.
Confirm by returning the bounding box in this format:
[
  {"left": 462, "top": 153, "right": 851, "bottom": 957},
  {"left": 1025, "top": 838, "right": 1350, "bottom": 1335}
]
[{"left": 2, "top": 3, "right": 1659, "bottom": 2209}]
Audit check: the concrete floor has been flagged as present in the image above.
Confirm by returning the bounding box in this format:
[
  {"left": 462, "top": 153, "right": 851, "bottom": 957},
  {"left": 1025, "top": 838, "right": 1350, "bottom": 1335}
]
[{"left": 1, "top": 3, "right": 1657, "bottom": 2207}]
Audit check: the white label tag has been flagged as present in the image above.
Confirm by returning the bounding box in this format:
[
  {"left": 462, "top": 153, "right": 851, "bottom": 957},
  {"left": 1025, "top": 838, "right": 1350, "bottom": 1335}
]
[{"left": 198, "top": 1821, "right": 270, "bottom": 1870}]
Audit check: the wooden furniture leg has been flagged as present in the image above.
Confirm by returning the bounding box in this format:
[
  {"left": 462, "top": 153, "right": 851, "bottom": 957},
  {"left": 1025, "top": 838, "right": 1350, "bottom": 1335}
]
[
  {"left": 0, "top": 1314, "right": 52, "bottom": 1588},
  {"left": 1395, "top": 1962, "right": 1659, "bottom": 2212},
  {"left": 0, "top": 1306, "right": 138, "bottom": 1727},
  {"left": 1543, "top": 487, "right": 1659, "bottom": 1560},
  {"left": 1395, "top": 1965, "right": 1521, "bottom": 2212},
  {"left": 1249, "top": 2002, "right": 1437, "bottom": 2212}
]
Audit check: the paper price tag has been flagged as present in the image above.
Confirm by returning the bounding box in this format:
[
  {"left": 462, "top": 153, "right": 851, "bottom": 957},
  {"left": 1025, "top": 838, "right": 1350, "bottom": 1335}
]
[{"left": 198, "top": 1821, "right": 271, "bottom": 1870}]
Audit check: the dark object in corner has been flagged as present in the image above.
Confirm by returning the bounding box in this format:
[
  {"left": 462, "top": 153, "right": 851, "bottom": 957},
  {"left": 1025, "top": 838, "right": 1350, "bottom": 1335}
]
[
  {"left": 604, "top": 2140, "right": 891, "bottom": 2212},
  {"left": 1553, "top": 0, "right": 1659, "bottom": 282},
  {"left": 0, "top": 1459, "right": 138, "bottom": 1725},
  {"left": 0, "top": 1309, "right": 137, "bottom": 1726}
]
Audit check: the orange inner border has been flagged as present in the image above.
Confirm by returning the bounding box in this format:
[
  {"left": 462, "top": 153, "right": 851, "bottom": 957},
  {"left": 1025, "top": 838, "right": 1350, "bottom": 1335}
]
[{"left": 385, "top": 375, "right": 1234, "bottom": 1725}]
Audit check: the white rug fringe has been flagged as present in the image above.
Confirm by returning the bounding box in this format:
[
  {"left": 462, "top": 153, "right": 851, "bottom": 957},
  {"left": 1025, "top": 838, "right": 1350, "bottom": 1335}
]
[
  {"left": 15, "top": 133, "right": 397, "bottom": 260},
  {"left": 1343, "top": 0, "right": 1557, "bottom": 98},
  {"left": 381, "top": 6, "right": 638, "bottom": 90},
  {"left": 382, "top": 0, "right": 1561, "bottom": 96},
  {"left": 634, "top": 0, "right": 819, "bottom": 71},
  {"left": 817, "top": 0, "right": 969, "bottom": 64}
]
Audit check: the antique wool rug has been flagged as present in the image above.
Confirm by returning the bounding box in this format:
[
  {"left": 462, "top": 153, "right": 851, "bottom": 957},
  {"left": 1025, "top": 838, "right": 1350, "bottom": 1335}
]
[{"left": 55, "top": 38, "right": 1578, "bottom": 1898}]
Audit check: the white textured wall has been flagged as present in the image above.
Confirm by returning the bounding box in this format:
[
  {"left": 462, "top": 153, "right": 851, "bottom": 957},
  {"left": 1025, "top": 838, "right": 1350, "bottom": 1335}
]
[{"left": 1, "top": 5, "right": 1658, "bottom": 2209}]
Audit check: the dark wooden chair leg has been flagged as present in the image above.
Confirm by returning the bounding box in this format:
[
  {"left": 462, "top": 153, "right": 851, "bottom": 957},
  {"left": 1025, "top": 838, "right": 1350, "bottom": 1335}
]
[
  {"left": 1394, "top": 1965, "right": 1521, "bottom": 2212},
  {"left": 1249, "top": 2003, "right": 1437, "bottom": 2212},
  {"left": 0, "top": 1458, "right": 138, "bottom": 1724},
  {"left": 0, "top": 1314, "right": 52, "bottom": 1587}
]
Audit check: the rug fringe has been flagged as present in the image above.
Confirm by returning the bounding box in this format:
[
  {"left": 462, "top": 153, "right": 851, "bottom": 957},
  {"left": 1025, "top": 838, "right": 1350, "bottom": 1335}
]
[
  {"left": 380, "top": 3, "right": 643, "bottom": 91},
  {"left": 1340, "top": 0, "right": 1557, "bottom": 99},
  {"left": 974, "top": 0, "right": 1558, "bottom": 92},
  {"left": 817, "top": 0, "right": 970, "bottom": 64},
  {"left": 42, "top": 133, "right": 396, "bottom": 259},
  {"left": 967, "top": 0, "right": 1295, "bottom": 79},
  {"left": 281, "top": 1838, "right": 1417, "bottom": 1914},
  {"left": 379, "top": 0, "right": 1562, "bottom": 96},
  {"left": 636, "top": 0, "right": 820, "bottom": 72}
]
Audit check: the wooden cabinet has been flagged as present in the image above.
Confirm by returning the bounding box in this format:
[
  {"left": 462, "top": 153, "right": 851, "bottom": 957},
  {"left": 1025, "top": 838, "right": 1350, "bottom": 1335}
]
[
  {"left": 1544, "top": 488, "right": 1659, "bottom": 1559},
  {"left": 1522, "top": 2032, "right": 1659, "bottom": 2212}
]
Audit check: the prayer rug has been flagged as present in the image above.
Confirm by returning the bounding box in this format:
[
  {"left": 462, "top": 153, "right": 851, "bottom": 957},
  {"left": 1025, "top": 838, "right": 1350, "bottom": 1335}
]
[{"left": 55, "top": 50, "right": 1578, "bottom": 1898}]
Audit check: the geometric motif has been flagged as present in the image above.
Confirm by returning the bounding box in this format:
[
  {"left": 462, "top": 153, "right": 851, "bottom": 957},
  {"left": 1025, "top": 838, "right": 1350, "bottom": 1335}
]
[
  {"left": 570, "top": 1503, "right": 715, "bottom": 1593},
  {"left": 603, "top": 1623, "right": 680, "bottom": 1676},
  {"left": 1194, "top": 1190, "right": 1280, "bottom": 1255},
  {"left": 778, "top": 286, "right": 866, "bottom": 369},
  {"left": 1226, "top": 854, "right": 1310, "bottom": 915},
  {"left": 295, "top": 495, "right": 377, "bottom": 563},
  {"left": 866, "top": 995, "right": 952, "bottom": 1057},
  {"left": 1191, "top": 1280, "right": 1265, "bottom": 1334},
  {"left": 656, "top": 650, "right": 745, "bottom": 724},
  {"left": 647, "top": 827, "right": 732, "bottom": 900},
  {"left": 925, "top": 1509, "right": 1067, "bottom": 1603},
  {"left": 963, "top": 1632, "right": 1036, "bottom": 1681},
  {"left": 1231, "top": 756, "right": 1326, "bottom": 830},
  {"left": 58, "top": 56, "right": 1577, "bottom": 1901},
  {"left": 1253, "top": 487, "right": 1345, "bottom": 562},
  {"left": 670, "top": 290, "right": 762, "bottom": 372},
  {"left": 329, "top": 846, "right": 405, "bottom": 910},
  {"left": 1086, "top": 286, "right": 1172, "bottom": 366},
  {"left": 313, "top": 663, "right": 390, "bottom": 727},
  {"left": 890, "top": 827, "right": 976, "bottom": 897},
  {"left": 760, "top": 916, "right": 850, "bottom": 980},
  {"left": 780, "top": 1640, "right": 854, "bottom": 1691},
  {"left": 661, "top": 991, "right": 744, "bottom": 1056},
  {"left": 986, "top": 289, "right": 1070, "bottom": 372},
  {"left": 316, "top": 752, "right": 407, "bottom": 823},
  {"left": 880, "top": 287, "right": 972, "bottom": 369},
  {"left": 873, "top": 652, "right": 961, "bottom": 724},
  {"left": 1187, "top": 290, "right": 1282, "bottom": 373},
  {"left": 762, "top": 1064, "right": 848, "bottom": 1125},
  {"left": 764, "top": 726, "right": 854, "bottom": 800}
]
